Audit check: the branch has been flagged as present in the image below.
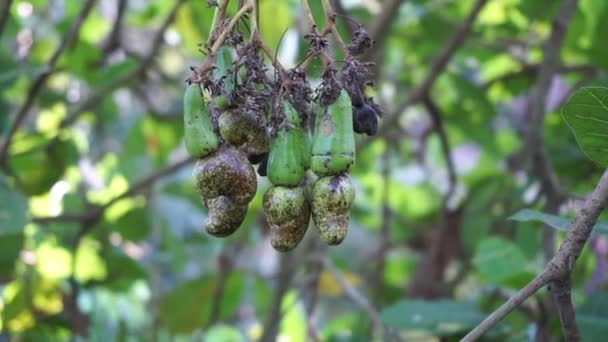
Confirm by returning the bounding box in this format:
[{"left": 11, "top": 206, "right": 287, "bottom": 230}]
[
  {"left": 363, "top": 0, "right": 405, "bottom": 62},
  {"left": 463, "top": 169, "right": 608, "bottom": 341},
  {"left": 60, "top": 0, "right": 186, "bottom": 128},
  {"left": 0, "top": 0, "right": 13, "bottom": 39},
  {"left": 102, "top": 0, "right": 128, "bottom": 55},
  {"left": 515, "top": 0, "right": 579, "bottom": 337},
  {"left": 372, "top": 151, "right": 391, "bottom": 305},
  {"left": 482, "top": 64, "right": 596, "bottom": 89},
  {"left": 260, "top": 252, "right": 298, "bottom": 342},
  {"left": 422, "top": 95, "right": 456, "bottom": 205},
  {"left": 0, "top": 0, "right": 97, "bottom": 167},
  {"left": 371, "top": 0, "right": 489, "bottom": 143},
  {"left": 463, "top": 270, "right": 552, "bottom": 341},
  {"left": 190, "top": 1, "right": 253, "bottom": 82},
  {"left": 320, "top": 255, "right": 383, "bottom": 337},
  {"left": 32, "top": 156, "right": 195, "bottom": 226},
  {"left": 321, "top": 0, "right": 349, "bottom": 56}
]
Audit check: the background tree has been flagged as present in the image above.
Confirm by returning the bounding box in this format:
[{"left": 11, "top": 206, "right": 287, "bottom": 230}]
[{"left": 2, "top": 0, "right": 608, "bottom": 341}]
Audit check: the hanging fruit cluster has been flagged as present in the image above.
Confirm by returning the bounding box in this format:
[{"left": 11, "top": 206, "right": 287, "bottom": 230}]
[{"left": 183, "top": 0, "right": 382, "bottom": 252}]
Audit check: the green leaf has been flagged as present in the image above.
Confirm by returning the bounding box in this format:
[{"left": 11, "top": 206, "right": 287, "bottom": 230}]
[
  {"left": 472, "top": 237, "right": 534, "bottom": 287},
  {"left": 577, "top": 292, "right": 608, "bottom": 341},
  {"left": 380, "top": 300, "right": 485, "bottom": 336},
  {"left": 113, "top": 208, "right": 151, "bottom": 241},
  {"left": 562, "top": 87, "right": 608, "bottom": 166},
  {"left": 104, "top": 252, "right": 147, "bottom": 291},
  {"left": 205, "top": 324, "right": 245, "bottom": 341},
  {"left": 0, "top": 180, "right": 28, "bottom": 233},
  {"left": 509, "top": 209, "right": 608, "bottom": 235},
  {"left": 159, "top": 273, "right": 244, "bottom": 334},
  {"left": 0, "top": 232, "right": 24, "bottom": 276}
]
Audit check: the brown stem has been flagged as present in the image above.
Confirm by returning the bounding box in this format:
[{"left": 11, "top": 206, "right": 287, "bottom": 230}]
[
  {"left": 372, "top": 151, "right": 391, "bottom": 305},
  {"left": 321, "top": 0, "right": 349, "bottom": 56},
  {"left": 463, "top": 169, "right": 608, "bottom": 341},
  {"left": 189, "top": 0, "right": 252, "bottom": 83},
  {"left": 259, "top": 253, "right": 298, "bottom": 342},
  {"left": 422, "top": 95, "right": 456, "bottom": 205},
  {"left": 102, "top": 0, "right": 128, "bottom": 56}
]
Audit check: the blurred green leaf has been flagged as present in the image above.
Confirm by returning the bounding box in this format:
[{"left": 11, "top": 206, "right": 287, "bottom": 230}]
[
  {"left": 205, "top": 324, "right": 245, "bottom": 341},
  {"left": 578, "top": 292, "right": 608, "bottom": 341},
  {"left": 159, "top": 273, "right": 244, "bottom": 334},
  {"left": 381, "top": 299, "right": 485, "bottom": 336},
  {"left": 0, "top": 180, "right": 28, "bottom": 233},
  {"left": 472, "top": 237, "right": 534, "bottom": 287},
  {"left": 0, "top": 232, "right": 24, "bottom": 277},
  {"left": 509, "top": 209, "right": 608, "bottom": 235}
]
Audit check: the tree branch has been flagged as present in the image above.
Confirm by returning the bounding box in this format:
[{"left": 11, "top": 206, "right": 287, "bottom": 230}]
[
  {"left": 60, "top": 0, "right": 186, "bottom": 128},
  {"left": 260, "top": 252, "right": 298, "bottom": 342},
  {"left": 102, "top": 0, "right": 128, "bottom": 56},
  {"left": 422, "top": 95, "right": 456, "bottom": 205},
  {"left": 463, "top": 169, "right": 608, "bottom": 341},
  {"left": 32, "top": 156, "right": 195, "bottom": 226},
  {"left": 0, "top": 0, "right": 97, "bottom": 168},
  {"left": 371, "top": 0, "right": 488, "bottom": 144},
  {"left": 516, "top": 0, "right": 579, "bottom": 338},
  {"left": 320, "top": 255, "right": 383, "bottom": 338},
  {"left": 363, "top": 0, "right": 405, "bottom": 62},
  {"left": 482, "top": 64, "right": 596, "bottom": 89}
]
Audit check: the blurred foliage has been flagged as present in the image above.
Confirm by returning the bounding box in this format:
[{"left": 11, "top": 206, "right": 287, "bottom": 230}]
[{"left": 2, "top": 0, "right": 608, "bottom": 341}]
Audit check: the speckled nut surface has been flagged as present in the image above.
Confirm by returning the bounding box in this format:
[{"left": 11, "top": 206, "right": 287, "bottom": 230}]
[
  {"left": 193, "top": 145, "right": 257, "bottom": 205},
  {"left": 203, "top": 196, "right": 248, "bottom": 237},
  {"left": 219, "top": 109, "right": 269, "bottom": 156},
  {"left": 263, "top": 186, "right": 310, "bottom": 252},
  {"left": 311, "top": 173, "right": 355, "bottom": 245}
]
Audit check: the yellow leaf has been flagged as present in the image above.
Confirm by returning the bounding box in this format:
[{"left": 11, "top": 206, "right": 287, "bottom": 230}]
[{"left": 317, "top": 270, "right": 361, "bottom": 297}]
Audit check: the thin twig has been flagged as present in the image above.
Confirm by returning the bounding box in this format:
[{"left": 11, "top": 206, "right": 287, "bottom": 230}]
[
  {"left": 320, "top": 255, "right": 383, "bottom": 338},
  {"left": 363, "top": 0, "right": 406, "bottom": 62},
  {"left": 259, "top": 252, "right": 298, "bottom": 342},
  {"left": 321, "top": 0, "right": 349, "bottom": 56},
  {"left": 482, "top": 64, "right": 596, "bottom": 89},
  {"left": 254, "top": 31, "right": 288, "bottom": 78},
  {"left": 0, "top": 0, "right": 97, "bottom": 168},
  {"left": 372, "top": 151, "right": 391, "bottom": 305},
  {"left": 189, "top": 0, "right": 253, "bottom": 83},
  {"left": 300, "top": 0, "right": 334, "bottom": 68},
  {"left": 422, "top": 95, "right": 456, "bottom": 205},
  {"left": 102, "top": 0, "right": 128, "bottom": 56}
]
